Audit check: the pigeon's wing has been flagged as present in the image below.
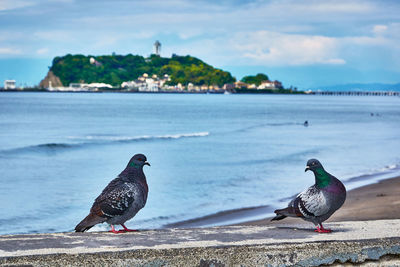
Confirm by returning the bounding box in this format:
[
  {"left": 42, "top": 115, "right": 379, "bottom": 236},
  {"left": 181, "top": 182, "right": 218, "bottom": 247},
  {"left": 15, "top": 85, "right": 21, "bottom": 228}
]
[
  {"left": 275, "top": 186, "right": 330, "bottom": 219},
  {"left": 95, "top": 178, "right": 122, "bottom": 203},
  {"left": 294, "top": 186, "right": 330, "bottom": 218},
  {"left": 90, "top": 181, "right": 137, "bottom": 218}
]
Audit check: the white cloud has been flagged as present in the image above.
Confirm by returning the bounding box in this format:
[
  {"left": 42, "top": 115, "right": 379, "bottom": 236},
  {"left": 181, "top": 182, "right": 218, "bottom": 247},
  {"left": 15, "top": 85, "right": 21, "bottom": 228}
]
[
  {"left": 0, "top": 47, "right": 22, "bottom": 55},
  {"left": 290, "top": 1, "right": 373, "bottom": 13},
  {"left": 344, "top": 23, "right": 400, "bottom": 47},
  {"left": 345, "top": 36, "right": 386, "bottom": 46},
  {"left": 0, "top": 0, "right": 35, "bottom": 11},
  {"left": 36, "top": 48, "right": 49, "bottom": 55},
  {"left": 230, "top": 31, "right": 345, "bottom": 66}
]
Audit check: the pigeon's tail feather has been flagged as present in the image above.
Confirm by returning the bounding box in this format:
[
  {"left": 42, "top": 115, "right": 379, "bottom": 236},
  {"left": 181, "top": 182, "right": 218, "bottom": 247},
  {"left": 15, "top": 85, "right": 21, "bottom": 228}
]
[
  {"left": 75, "top": 213, "right": 106, "bottom": 232},
  {"left": 271, "top": 214, "right": 287, "bottom": 221},
  {"left": 271, "top": 207, "right": 296, "bottom": 221},
  {"left": 272, "top": 206, "right": 304, "bottom": 221},
  {"left": 271, "top": 208, "right": 288, "bottom": 221}
]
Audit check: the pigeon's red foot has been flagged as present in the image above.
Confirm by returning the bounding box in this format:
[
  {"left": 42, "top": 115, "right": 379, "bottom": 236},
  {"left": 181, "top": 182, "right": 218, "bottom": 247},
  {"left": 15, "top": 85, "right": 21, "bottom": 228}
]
[
  {"left": 109, "top": 229, "right": 125, "bottom": 234},
  {"left": 315, "top": 225, "right": 332, "bottom": 233},
  {"left": 121, "top": 224, "right": 138, "bottom": 232},
  {"left": 109, "top": 225, "right": 125, "bottom": 234}
]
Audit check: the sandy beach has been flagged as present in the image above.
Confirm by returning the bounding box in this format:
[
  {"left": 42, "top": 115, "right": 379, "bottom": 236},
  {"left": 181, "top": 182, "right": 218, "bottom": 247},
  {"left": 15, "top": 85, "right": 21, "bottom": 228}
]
[{"left": 168, "top": 176, "right": 400, "bottom": 228}]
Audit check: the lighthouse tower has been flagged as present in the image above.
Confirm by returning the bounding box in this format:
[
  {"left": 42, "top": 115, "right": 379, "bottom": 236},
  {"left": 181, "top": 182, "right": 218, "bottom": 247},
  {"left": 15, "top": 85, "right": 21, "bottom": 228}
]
[{"left": 153, "top": 40, "right": 161, "bottom": 56}]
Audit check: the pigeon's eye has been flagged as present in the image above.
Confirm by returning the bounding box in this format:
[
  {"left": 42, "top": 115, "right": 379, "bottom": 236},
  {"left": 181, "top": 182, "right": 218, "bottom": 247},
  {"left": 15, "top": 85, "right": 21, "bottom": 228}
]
[{"left": 137, "top": 158, "right": 144, "bottom": 161}]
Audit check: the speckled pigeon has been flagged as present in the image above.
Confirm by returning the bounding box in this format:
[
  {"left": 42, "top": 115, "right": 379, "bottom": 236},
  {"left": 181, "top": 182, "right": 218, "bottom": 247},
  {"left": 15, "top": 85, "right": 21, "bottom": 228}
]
[
  {"left": 75, "top": 154, "right": 150, "bottom": 233},
  {"left": 272, "top": 159, "right": 346, "bottom": 233}
]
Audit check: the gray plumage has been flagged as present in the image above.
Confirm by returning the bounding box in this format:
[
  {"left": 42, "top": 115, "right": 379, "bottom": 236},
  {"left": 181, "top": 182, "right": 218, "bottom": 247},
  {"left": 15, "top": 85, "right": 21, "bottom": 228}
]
[
  {"left": 75, "top": 154, "right": 150, "bottom": 232},
  {"left": 272, "top": 159, "right": 346, "bottom": 232}
]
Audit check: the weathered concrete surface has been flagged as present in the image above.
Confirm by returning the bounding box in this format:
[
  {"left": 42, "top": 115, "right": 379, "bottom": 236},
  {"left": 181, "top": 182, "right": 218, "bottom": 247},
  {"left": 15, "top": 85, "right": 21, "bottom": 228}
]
[{"left": 1, "top": 219, "right": 400, "bottom": 266}]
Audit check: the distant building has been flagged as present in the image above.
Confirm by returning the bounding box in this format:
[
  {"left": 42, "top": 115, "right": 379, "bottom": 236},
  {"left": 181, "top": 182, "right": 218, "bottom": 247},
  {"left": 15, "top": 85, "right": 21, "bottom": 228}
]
[
  {"left": 154, "top": 40, "right": 161, "bottom": 56},
  {"left": 208, "top": 85, "right": 220, "bottom": 90},
  {"left": 234, "top": 81, "right": 248, "bottom": 89},
  {"left": 143, "top": 78, "right": 157, "bottom": 92},
  {"left": 4, "top": 80, "right": 16, "bottom": 90},
  {"left": 200, "top": 85, "right": 208, "bottom": 91},
  {"left": 85, "top": 83, "right": 113, "bottom": 89},
  {"left": 68, "top": 82, "right": 112, "bottom": 91},
  {"left": 258, "top": 80, "right": 283, "bottom": 90},
  {"left": 121, "top": 73, "right": 170, "bottom": 92},
  {"left": 89, "top": 57, "right": 102, "bottom": 67},
  {"left": 69, "top": 83, "right": 84, "bottom": 90},
  {"left": 121, "top": 81, "right": 139, "bottom": 90}
]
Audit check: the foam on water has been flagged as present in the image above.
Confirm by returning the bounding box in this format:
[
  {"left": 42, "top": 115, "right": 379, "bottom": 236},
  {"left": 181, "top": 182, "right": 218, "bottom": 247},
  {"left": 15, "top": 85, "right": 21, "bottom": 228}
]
[{"left": 68, "top": 132, "right": 209, "bottom": 141}]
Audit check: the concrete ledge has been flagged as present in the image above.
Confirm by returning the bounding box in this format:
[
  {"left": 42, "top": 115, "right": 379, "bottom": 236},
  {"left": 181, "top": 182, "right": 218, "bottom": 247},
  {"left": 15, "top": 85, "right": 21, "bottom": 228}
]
[{"left": 1, "top": 220, "right": 400, "bottom": 266}]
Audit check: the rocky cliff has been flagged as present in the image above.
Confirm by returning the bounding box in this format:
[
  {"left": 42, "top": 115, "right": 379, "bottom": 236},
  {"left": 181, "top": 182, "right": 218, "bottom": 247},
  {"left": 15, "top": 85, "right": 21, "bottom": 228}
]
[{"left": 39, "top": 71, "right": 63, "bottom": 88}]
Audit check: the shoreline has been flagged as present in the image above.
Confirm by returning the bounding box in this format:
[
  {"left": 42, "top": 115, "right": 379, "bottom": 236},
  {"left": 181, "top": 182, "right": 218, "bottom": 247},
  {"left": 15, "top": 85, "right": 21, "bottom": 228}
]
[
  {"left": 2, "top": 89, "right": 400, "bottom": 96},
  {"left": 0, "top": 88, "right": 301, "bottom": 94},
  {"left": 166, "top": 175, "right": 400, "bottom": 229}
]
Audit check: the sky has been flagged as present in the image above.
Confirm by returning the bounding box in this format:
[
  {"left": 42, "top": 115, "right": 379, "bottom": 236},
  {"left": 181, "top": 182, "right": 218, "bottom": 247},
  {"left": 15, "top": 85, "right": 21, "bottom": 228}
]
[{"left": 0, "top": 0, "right": 400, "bottom": 89}]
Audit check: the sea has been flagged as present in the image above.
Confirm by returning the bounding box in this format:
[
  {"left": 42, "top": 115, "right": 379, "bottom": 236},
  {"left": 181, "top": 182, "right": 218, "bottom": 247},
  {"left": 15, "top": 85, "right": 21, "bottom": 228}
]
[{"left": 0, "top": 92, "right": 399, "bottom": 235}]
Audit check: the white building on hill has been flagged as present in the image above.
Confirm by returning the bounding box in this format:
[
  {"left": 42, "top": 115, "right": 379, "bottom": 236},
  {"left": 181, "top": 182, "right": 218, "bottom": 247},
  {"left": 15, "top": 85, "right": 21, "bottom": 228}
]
[
  {"left": 4, "top": 80, "right": 16, "bottom": 89},
  {"left": 258, "top": 80, "right": 283, "bottom": 90},
  {"left": 121, "top": 73, "right": 171, "bottom": 91}
]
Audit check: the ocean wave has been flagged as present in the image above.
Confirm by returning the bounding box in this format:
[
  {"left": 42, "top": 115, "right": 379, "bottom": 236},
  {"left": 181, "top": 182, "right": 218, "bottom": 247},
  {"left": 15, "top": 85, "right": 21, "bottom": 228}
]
[
  {"left": 344, "top": 163, "right": 400, "bottom": 181},
  {"left": 67, "top": 132, "right": 209, "bottom": 142},
  {"left": 379, "top": 163, "right": 399, "bottom": 172},
  {"left": 37, "top": 143, "right": 76, "bottom": 149},
  {"left": 0, "top": 132, "right": 210, "bottom": 155},
  {"left": 342, "top": 162, "right": 400, "bottom": 190},
  {"left": 0, "top": 142, "right": 81, "bottom": 155}
]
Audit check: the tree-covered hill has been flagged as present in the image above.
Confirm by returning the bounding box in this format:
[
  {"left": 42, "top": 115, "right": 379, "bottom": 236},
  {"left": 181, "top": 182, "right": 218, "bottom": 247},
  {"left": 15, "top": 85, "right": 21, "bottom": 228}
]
[{"left": 49, "top": 54, "right": 236, "bottom": 87}]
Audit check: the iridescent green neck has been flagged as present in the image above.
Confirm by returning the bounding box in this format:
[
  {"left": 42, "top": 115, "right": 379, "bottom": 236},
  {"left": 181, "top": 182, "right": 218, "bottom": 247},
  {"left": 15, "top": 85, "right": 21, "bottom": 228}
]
[
  {"left": 314, "top": 168, "right": 330, "bottom": 188},
  {"left": 128, "top": 162, "right": 141, "bottom": 169}
]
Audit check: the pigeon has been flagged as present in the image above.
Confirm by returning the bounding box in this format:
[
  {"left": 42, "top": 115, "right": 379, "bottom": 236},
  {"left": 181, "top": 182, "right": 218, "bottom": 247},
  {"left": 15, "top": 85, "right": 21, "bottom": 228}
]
[
  {"left": 271, "top": 159, "right": 346, "bottom": 233},
  {"left": 75, "top": 154, "right": 150, "bottom": 233}
]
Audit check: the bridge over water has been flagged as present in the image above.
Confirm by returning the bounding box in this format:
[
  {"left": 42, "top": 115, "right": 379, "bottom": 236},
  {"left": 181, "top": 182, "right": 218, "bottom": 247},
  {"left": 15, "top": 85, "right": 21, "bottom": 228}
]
[{"left": 311, "top": 91, "right": 400, "bottom": 96}]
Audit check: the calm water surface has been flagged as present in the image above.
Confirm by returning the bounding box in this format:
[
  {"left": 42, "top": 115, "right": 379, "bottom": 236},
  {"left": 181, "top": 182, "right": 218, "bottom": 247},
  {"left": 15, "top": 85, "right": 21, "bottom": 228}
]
[{"left": 0, "top": 92, "right": 399, "bottom": 234}]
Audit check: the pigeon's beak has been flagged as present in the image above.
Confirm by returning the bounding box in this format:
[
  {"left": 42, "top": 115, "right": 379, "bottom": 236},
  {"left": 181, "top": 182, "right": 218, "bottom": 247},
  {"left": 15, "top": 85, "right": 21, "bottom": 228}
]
[
  {"left": 144, "top": 161, "right": 150, "bottom": 166},
  {"left": 305, "top": 166, "right": 310, "bottom": 172}
]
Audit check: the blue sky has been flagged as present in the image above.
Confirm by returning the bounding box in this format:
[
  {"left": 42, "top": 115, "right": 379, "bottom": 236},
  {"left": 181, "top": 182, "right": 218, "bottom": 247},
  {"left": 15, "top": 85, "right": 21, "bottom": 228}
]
[{"left": 1, "top": 0, "right": 400, "bottom": 89}]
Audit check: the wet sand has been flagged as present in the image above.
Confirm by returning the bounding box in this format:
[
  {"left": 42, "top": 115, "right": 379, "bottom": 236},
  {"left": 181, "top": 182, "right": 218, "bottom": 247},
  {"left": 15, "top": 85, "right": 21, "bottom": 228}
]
[{"left": 167, "top": 176, "right": 400, "bottom": 228}]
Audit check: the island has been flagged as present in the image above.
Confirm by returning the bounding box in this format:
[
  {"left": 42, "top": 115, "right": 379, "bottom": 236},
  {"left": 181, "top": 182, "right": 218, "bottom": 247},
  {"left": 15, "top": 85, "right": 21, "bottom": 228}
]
[{"left": 37, "top": 53, "right": 301, "bottom": 94}]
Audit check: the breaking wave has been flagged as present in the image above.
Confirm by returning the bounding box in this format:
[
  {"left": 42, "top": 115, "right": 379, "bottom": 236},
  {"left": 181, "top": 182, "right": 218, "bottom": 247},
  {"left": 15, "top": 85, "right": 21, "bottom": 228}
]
[
  {"left": 67, "top": 132, "right": 209, "bottom": 142},
  {"left": 0, "top": 132, "right": 210, "bottom": 155}
]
